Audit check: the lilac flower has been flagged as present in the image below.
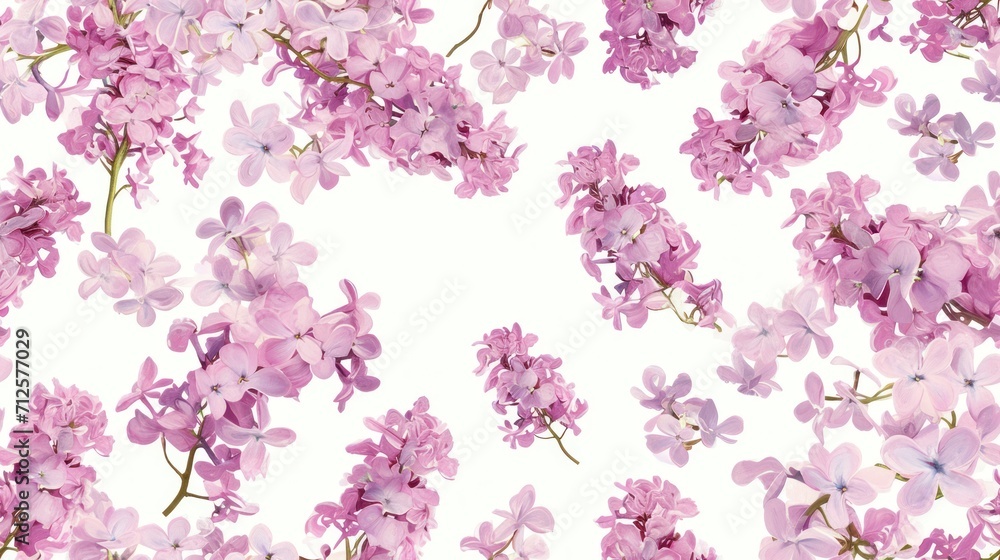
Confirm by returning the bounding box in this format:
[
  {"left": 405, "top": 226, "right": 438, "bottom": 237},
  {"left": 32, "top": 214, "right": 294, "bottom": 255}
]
[
  {"left": 223, "top": 101, "right": 295, "bottom": 186},
  {"left": 293, "top": 2, "right": 367, "bottom": 60},
  {"left": 914, "top": 137, "right": 960, "bottom": 181},
  {"left": 696, "top": 400, "right": 743, "bottom": 448},
  {"left": 963, "top": 59, "right": 1000, "bottom": 102},
  {"left": 888, "top": 93, "right": 940, "bottom": 136},
  {"left": 799, "top": 443, "right": 893, "bottom": 527},
  {"left": 882, "top": 426, "right": 984, "bottom": 515},
  {"left": 761, "top": 499, "right": 841, "bottom": 560},
  {"left": 774, "top": 287, "right": 834, "bottom": 360},
  {"left": 873, "top": 337, "right": 957, "bottom": 418},
  {"left": 716, "top": 352, "right": 781, "bottom": 398}
]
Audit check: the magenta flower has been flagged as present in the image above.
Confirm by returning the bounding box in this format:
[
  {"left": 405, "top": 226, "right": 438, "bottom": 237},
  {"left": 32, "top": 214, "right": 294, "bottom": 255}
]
[{"left": 882, "top": 426, "right": 984, "bottom": 515}]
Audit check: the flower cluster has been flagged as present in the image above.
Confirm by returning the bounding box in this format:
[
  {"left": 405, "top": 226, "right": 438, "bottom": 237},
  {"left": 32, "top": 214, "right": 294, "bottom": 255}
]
[
  {"left": 460, "top": 0, "right": 587, "bottom": 104},
  {"left": 0, "top": 0, "right": 524, "bottom": 239},
  {"left": 461, "top": 485, "right": 554, "bottom": 560},
  {"left": 116, "top": 196, "right": 381, "bottom": 521},
  {"left": 306, "top": 397, "right": 458, "bottom": 560},
  {"left": 0, "top": 381, "right": 113, "bottom": 557},
  {"left": 723, "top": 284, "right": 835, "bottom": 399},
  {"left": 557, "top": 140, "right": 732, "bottom": 330},
  {"left": 889, "top": 93, "right": 995, "bottom": 181},
  {"left": 42, "top": 0, "right": 208, "bottom": 231},
  {"left": 965, "top": 44, "right": 1000, "bottom": 102},
  {"left": 247, "top": 0, "right": 525, "bottom": 201},
  {"left": 474, "top": 323, "right": 587, "bottom": 464},
  {"left": 633, "top": 366, "right": 743, "bottom": 466},
  {"left": 77, "top": 228, "right": 183, "bottom": 327},
  {"left": 900, "top": 0, "right": 999, "bottom": 63},
  {"left": 734, "top": 327, "right": 1000, "bottom": 558},
  {"left": 0, "top": 158, "right": 88, "bottom": 354},
  {"left": 596, "top": 477, "right": 716, "bottom": 560},
  {"left": 680, "top": 5, "right": 895, "bottom": 197},
  {"left": 783, "top": 170, "right": 1000, "bottom": 348},
  {"left": 600, "top": 0, "right": 718, "bottom": 89}
]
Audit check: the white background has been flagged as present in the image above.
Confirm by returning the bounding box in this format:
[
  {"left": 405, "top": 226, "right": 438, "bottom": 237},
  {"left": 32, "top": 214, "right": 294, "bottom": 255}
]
[{"left": 2, "top": 0, "right": 999, "bottom": 557}]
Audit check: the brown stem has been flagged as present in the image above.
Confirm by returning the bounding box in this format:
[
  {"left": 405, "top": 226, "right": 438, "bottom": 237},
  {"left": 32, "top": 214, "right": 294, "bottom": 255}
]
[
  {"left": 447, "top": 0, "right": 492, "bottom": 57},
  {"left": 536, "top": 409, "right": 579, "bottom": 465},
  {"left": 162, "top": 421, "right": 205, "bottom": 517}
]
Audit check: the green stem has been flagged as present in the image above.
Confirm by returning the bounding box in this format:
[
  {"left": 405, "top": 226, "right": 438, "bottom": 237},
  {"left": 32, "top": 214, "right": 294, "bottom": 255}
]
[
  {"left": 105, "top": 132, "right": 131, "bottom": 235},
  {"left": 21, "top": 43, "right": 71, "bottom": 69},
  {"left": 447, "top": 0, "right": 492, "bottom": 57},
  {"left": 0, "top": 525, "right": 19, "bottom": 559},
  {"left": 815, "top": 5, "right": 869, "bottom": 72},
  {"left": 162, "top": 421, "right": 204, "bottom": 517}
]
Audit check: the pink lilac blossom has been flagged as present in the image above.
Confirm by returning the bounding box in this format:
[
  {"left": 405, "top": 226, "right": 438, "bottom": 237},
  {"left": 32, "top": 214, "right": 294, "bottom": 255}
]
[
  {"left": 460, "top": 485, "right": 554, "bottom": 560},
  {"left": 889, "top": 93, "right": 995, "bottom": 181},
  {"left": 0, "top": 0, "right": 523, "bottom": 243},
  {"left": 783, "top": 170, "right": 1000, "bottom": 348},
  {"left": 633, "top": 366, "right": 743, "bottom": 466},
  {"left": 900, "top": 0, "right": 1000, "bottom": 63},
  {"left": 557, "top": 140, "right": 733, "bottom": 331},
  {"left": 306, "top": 397, "right": 457, "bottom": 560},
  {"left": 473, "top": 324, "right": 587, "bottom": 464},
  {"left": 601, "top": 0, "right": 719, "bottom": 88},
  {"left": 680, "top": 5, "right": 895, "bottom": 197},
  {"left": 0, "top": 158, "right": 88, "bottom": 360},
  {"left": 458, "top": 0, "right": 587, "bottom": 103},
  {"left": 596, "top": 477, "right": 716, "bottom": 560},
  {"left": 78, "top": 228, "right": 184, "bottom": 327},
  {"left": 0, "top": 381, "right": 113, "bottom": 557},
  {"left": 114, "top": 196, "right": 381, "bottom": 521}
]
